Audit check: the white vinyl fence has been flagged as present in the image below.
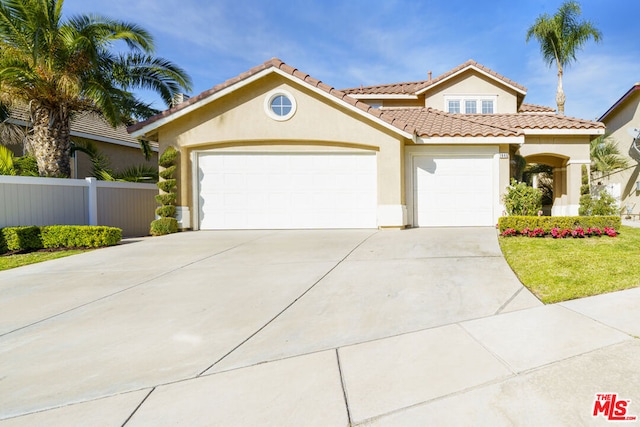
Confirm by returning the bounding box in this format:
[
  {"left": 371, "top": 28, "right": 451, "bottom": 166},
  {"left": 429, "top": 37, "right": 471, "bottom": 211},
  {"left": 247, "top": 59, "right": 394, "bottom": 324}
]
[{"left": 0, "top": 176, "right": 158, "bottom": 237}]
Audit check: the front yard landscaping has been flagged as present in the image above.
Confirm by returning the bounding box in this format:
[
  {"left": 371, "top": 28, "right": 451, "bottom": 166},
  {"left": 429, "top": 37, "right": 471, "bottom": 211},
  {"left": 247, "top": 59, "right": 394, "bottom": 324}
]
[
  {"left": 499, "top": 225, "right": 640, "bottom": 304},
  {"left": 0, "top": 250, "right": 86, "bottom": 271}
]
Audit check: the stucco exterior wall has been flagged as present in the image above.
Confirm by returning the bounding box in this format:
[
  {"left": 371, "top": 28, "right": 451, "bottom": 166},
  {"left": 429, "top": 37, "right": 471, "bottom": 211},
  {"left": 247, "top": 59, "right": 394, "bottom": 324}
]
[
  {"left": 600, "top": 90, "right": 640, "bottom": 214},
  {"left": 153, "top": 73, "right": 409, "bottom": 227},
  {"left": 423, "top": 72, "right": 519, "bottom": 113},
  {"left": 518, "top": 135, "right": 592, "bottom": 215}
]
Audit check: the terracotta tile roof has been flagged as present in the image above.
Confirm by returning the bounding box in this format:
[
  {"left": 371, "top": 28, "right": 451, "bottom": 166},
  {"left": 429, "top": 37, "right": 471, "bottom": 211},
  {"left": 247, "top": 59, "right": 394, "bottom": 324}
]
[
  {"left": 128, "top": 58, "right": 602, "bottom": 140},
  {"left": 341, "top": 80, "right": 429, "bottom": 95},
  {"left": 519, "top": 103, "right": 556, "bottom": 113},
  {"left": 341, "top": 59, "right": 527, "bottom": 96},
  {"left": 128, "top": 58, "right": 412, "bottom": 136},
  {"left": 463, "top": 113, "right": 605, "bottom": 132},
  {"left": 380, "top": 108, "right": 522, "bottom": 137}
]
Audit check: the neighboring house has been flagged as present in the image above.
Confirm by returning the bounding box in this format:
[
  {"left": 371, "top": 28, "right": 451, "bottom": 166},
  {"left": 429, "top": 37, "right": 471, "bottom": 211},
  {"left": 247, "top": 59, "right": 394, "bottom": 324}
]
[
  {"left": 597, "top": 83, "right": 640, "bottom": 215},
  {"left": 128, "top": 58, "right": 604, "bottom": 230},
  {"left": 5, "top": 107, "right": 158, "bottom": 178}
]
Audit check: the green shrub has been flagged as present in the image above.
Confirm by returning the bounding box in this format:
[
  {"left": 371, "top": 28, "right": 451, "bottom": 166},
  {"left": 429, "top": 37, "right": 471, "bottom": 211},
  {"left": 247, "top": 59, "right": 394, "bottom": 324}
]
[
  {"left": 159, "top": 165, "right": 176, "bottom": 180},
  {"left": 158, "top": 146, "right": 178, "bottom": 168},
  {"left": 580, "top": 190, "right": 619, "bottom": 216},
  {"left": 503, "top": 179, "right": 542, "bottom": 216},
  {"left": 155, "top": 205, "right": 176, "bottom": 218},
  {"left": 498, "top": 216, "right": 621, "bottom": 233},
  {"left": 0, "top": 232, "right": 6, "bottom": 254},
  {"left": 150, "top": 217, "right": 178, "bottom": 236},
  {"left": 41, "top": 226, "right": 121, "bottom": 248},
  {"left": 157, "top": 178, "right": 176, "bottom": 193},
  {"left": 155, "top": 193, "right": 177, "bottom": 206},
  {"left": 1, "top": 226, "right": 42, "bottom": 251},
  {"left": 14, "top": 155, "right": 39, "bottom": 176},
  {"left": 0, "top": 225, "right": 121, "bottom": 253}
]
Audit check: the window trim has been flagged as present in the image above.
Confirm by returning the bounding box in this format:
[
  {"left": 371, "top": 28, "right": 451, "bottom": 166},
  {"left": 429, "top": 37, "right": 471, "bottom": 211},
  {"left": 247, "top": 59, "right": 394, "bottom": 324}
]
[
  {"left": 264, "top": 89, "right": 297, "bottom": 121},
  {"left": 444, "top": 95, "right": 497, "bottom": 114}
]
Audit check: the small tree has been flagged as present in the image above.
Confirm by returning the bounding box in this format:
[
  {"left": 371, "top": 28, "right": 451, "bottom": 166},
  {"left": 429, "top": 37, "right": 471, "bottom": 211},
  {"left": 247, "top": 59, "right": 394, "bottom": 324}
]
[
  {"left": 503, "top": 179, "right": 542, "bottom": 216},
  {"left": 150, "top": 147, "right": 178, "bottom": 235}
]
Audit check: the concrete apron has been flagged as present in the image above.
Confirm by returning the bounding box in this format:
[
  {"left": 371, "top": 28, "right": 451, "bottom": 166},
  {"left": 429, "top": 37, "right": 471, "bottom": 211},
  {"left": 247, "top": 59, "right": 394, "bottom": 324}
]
[{"left": 0, "top": 228, "right": 638, "bottom": 425}]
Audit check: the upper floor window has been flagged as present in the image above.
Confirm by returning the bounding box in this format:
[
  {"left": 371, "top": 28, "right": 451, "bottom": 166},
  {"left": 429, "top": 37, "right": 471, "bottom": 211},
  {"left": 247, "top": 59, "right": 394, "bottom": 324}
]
[
  {"left": 264, "top": 89, "right": 297, "bottom": 121},
  {"left": 465, "top": 100, "right": 477, "bottom": 114},
  {"left": 444, "top": 96, "right": 497, "bottom": 114}
]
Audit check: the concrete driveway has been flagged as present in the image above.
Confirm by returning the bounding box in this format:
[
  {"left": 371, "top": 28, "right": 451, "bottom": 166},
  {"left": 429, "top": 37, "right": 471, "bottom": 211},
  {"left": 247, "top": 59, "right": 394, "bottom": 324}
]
[{"left": 1, "top": 228, "right": 639, "bottom": 426}]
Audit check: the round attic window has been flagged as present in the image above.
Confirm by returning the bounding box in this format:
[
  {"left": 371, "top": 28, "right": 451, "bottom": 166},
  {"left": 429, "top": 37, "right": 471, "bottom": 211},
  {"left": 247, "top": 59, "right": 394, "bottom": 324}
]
[{"left": 264, "top": 90, "right": 296, "bottom": 121}]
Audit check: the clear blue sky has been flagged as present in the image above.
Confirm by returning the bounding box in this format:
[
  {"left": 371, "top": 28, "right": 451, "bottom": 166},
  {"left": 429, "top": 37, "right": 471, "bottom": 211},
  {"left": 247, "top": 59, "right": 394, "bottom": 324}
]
[{"left": 64, "top": 0, "right": 639, "bottom": 121}]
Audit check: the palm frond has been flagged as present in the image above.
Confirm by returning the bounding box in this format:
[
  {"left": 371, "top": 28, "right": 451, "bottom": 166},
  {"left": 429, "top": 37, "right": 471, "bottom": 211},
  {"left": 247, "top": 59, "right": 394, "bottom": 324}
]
[{"left": 0, "top": 144, "right": 16, "bottom": 175}]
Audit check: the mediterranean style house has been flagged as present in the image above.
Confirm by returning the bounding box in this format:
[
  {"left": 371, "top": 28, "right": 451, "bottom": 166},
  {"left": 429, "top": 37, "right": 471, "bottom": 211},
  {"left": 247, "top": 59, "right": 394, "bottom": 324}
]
[
  {"left": 6, "top": 108, "right": 158, "bottom": 179},
  {"left": 597, "top": 83, "right": 640, "bottom": 216},
  {"left": 128, "top": 58, "right": 604, "bottom": 230}
]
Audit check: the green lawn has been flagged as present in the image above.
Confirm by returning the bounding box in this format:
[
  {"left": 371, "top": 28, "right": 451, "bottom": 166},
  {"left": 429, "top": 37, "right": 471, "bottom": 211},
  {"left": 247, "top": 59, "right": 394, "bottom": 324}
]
[
  {"left": 0, "top": 250, "right": 86, "bottom": 271},
  {"left": 499, "top": 226, "right": 640, "bottom": 304}
]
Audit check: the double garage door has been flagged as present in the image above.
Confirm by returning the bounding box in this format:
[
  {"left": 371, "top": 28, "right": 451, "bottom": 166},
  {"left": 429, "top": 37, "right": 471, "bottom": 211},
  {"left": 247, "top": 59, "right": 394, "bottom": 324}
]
[
  {"left": 196, "top": 150, "right": 496, "bottom": 229},
  {"left": 197, "top": 152, "right": 377, "bottom": 229}
]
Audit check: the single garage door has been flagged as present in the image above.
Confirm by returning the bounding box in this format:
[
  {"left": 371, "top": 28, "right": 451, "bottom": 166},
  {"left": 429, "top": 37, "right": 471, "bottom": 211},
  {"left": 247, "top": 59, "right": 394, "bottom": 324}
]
[
  {"left": 413, "top": 154, "right": 495, "bottom": 226},
  {"left": 197, "top": 152, "right": 377, "bottom": 229}
]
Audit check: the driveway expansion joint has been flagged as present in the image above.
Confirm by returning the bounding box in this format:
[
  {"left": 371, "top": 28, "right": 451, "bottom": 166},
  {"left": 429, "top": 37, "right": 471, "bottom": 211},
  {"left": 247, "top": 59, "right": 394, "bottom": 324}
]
[
  {"left": 0, "top": 233, "right": 272, "bottom": 339},
  {"left": 121, "top": 387, "right": 155, "bottom": 426},
  {"left": 196, "top": 231, "right": 379, "bottom": 376},
  {"left": 335, "top": 349, "right": 353, "bottom": 425}
]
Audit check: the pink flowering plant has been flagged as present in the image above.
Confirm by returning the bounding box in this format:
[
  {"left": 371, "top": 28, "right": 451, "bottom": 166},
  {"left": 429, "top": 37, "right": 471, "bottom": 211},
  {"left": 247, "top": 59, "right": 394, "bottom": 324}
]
[
  {"left": 501, "top": 228, "right": 517, "bottom": 237},
  {"left": 502, "top": 225, "right": 618, "bottom": 238},
  {"left": 571, "top": 227, "right": 585, "bottom": 238},
  {"left": 586, "top": 227, "right": 602, "bottom": 237}
]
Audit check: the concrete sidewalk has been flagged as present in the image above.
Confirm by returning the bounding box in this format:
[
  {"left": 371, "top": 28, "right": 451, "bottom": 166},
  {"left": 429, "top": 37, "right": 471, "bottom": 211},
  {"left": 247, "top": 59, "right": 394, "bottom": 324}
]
[{"left": 0, "top": 229, "right": 638, "bottom": 426}]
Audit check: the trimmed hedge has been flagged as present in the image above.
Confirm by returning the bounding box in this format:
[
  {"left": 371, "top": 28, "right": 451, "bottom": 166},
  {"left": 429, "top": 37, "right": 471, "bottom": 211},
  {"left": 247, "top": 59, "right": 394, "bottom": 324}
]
[
  {"left": 150, "top": 217, "right": 178, "bottom": 236},
  {"left": 497, "top": 216, "right": 621, "bottom": 233},
  {"left": 1, "top": 226, "right": 42, "bottom": 252},
  {"left": 155, "top": 192, "right": 177, "bottom": 206},
  {"left": 159, "top": 165, "right": 176, "bottom": 180},
  {"left": 0, "top": 225, "right": 121, "bottom": 254},
  {"left": 155, "top": 205, "right": 176, "bottom": 218},
  {"left": 156, "top": 178, "right": 176, "bottom": 193}
]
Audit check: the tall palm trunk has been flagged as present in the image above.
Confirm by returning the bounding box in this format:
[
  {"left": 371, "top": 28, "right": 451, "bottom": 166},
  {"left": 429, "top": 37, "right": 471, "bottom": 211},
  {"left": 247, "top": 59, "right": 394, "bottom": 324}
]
[
  {"left": 30, "top": 105, "right": 72, "bottom": 177},
  {"left": 556, "top": 64, "right": 566, "bottom": 116}
]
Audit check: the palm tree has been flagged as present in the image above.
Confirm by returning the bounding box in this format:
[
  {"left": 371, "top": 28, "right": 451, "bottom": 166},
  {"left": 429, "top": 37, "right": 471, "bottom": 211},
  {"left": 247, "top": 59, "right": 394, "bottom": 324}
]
[
  {"left": 0, "top": 0, "right": 191, "bottom": 177},
  {"left": 526, "top": 1, "right": 601, "bottom": 115},
  {"left": 590, "top": 135, "right": 630, "bottom": 179}
]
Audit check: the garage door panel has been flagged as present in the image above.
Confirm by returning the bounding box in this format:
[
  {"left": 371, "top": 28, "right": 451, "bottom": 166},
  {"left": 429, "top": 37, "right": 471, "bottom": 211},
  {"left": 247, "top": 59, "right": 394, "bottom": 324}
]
[
  {"left": 198, "top": 153, "right": 377, "bottom": 229},
  {"left": 414, "top": 154, "right": 494, "bottom": 227}
]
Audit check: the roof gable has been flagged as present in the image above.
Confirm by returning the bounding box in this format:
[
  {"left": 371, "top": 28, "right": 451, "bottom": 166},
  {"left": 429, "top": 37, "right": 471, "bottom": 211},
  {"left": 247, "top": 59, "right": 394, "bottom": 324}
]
[
  {"left": 128, "top": 58, "right": 603, "bottom": 142},
  {"left": 128, "top": 58, "right": 414, "bottom": 139},
  {"left": 341, "top": 60, "right": 527, "bottom": 98},
  {"left": 599, "top": 83, "right": 640, "bottom": 122},
  {"left": 415, "top": 60, "right": 527, "bottom": 96}
]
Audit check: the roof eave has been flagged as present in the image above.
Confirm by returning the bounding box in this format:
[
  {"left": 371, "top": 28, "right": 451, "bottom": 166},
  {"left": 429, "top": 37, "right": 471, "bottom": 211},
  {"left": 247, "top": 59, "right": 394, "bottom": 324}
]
[
  {"left": 349, "top": 94, "right": 419, "bottom": 100},
  {"left": 415, "top": 135, "right": 524, "bottom": 144},
  {"left": 523, "top": 128, "right": 605, "bottom": 136},
  {"left": 130, "top": 66, "right": 414, "bottom": 140},
  {"left": 598, "top": 84, "right": 640, "bottom": 122},
  {"left": 415, "top": 65, "right": 527, "bottom": 96}
]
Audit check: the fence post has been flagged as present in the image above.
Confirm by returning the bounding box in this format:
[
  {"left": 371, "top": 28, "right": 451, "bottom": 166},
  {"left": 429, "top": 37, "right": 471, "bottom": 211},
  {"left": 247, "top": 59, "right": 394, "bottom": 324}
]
[{"left": 86, "top": 177, "right": 98, "bottom": 226}]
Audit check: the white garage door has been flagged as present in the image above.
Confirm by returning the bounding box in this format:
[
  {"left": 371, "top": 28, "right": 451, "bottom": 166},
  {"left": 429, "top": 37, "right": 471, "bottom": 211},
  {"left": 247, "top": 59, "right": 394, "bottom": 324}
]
[
  {"left": 413, "top": 154, "right": 495, "bottom": 226},
  {"left": 197, "top": 152, "right": 377, "bottom": 229}
]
